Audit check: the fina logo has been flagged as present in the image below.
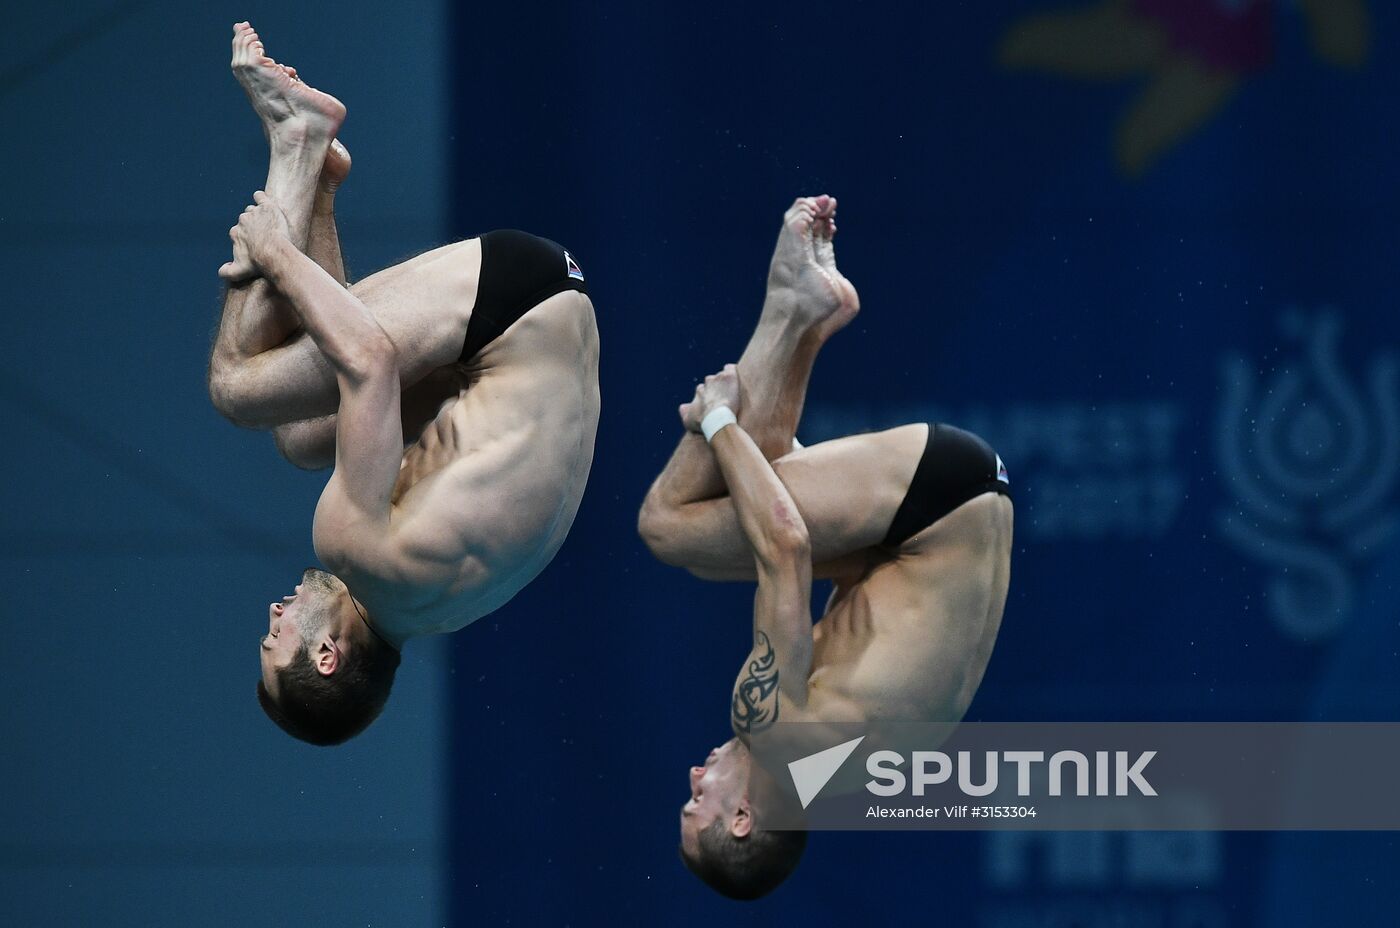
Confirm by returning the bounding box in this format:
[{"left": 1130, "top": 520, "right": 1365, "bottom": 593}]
[{"left": 1216, "top": 310, "right": 1400, "bottom": 639}]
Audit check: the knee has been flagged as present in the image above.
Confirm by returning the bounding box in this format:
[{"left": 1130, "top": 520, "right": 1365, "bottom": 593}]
[
  {"left": 637, "top": 495, "right": 685, "bottom": 566},
  {"left": 208, "top": 363, "right": 251, "bottom": 425},
  {"left": 208, "top": 361, "right": 283, "bottom": 429}
]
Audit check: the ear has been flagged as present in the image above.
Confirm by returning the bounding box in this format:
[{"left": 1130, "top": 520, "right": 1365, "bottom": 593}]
[
  {"left": 314, "top": 637, "right": 341, "bottom": 677},
  {"left": 730, "top": 802, "right": 753, "bottom": 839}
]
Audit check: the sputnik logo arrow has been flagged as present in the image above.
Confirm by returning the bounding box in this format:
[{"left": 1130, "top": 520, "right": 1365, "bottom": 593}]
[{"left": 787, "top": 736, "right": 866, "bottom": 809}]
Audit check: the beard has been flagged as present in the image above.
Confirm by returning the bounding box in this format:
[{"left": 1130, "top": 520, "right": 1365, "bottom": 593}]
[
  {"left": 295, "top": 568, "right": 341, "bottom": 641},
  {"left": 293, "top": 602, "right": 330, "bottom": 642}
]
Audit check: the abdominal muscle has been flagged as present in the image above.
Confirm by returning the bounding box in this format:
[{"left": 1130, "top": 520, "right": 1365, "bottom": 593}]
[{"left": 378, "top": 292, "right": 600, "bottom": 637}]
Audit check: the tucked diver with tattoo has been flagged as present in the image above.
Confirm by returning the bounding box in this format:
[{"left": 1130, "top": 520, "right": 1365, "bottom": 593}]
[
  {"left": 638, "top": 196, "right": 1013, "bottom": 899},
  {"left": 208, "top": 24, "right": 598, "bottom": 745}
]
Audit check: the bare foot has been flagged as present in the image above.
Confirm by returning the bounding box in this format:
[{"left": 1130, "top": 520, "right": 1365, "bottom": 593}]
[
  {"left": 320, "top": 138, "right": 352, "bottom": 194},
  {"left": 766, "top": 195, "right": 860, "bottom": 339},
  {"left": 230, "top": 22, "right": 345, "bottom": 147}
]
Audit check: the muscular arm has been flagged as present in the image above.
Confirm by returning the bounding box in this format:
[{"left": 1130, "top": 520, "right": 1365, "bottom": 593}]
[
  {"left": 709, "top": 422, "right": 814, "bottom": 737},
  {"left": 259, "top": 235, "right": 404, "bottom": 564}
]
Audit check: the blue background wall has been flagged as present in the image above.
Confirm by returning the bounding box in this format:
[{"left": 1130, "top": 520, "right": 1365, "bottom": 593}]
[
  {"left": 2, "top": 1, "right": 1398, "bottom": 926},
  {"left": 443, "top": 1, "right": 1400, "bottom": 926},
  {"left": 0, "top": 3, "right": 451, "bottom": 924}
]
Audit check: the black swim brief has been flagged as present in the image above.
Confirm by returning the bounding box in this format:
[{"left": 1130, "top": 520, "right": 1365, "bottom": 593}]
[
  {"left": 882, "top": 423, "right": 1011, "bottom": 548},
  {"left": 460, "top": 229, "right": 589, "bottom": 362}
]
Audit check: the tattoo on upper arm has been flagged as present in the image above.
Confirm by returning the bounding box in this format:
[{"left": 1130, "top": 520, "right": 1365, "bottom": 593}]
[{"left": 731, "top": 631, "right": 779, "bottom": 734}]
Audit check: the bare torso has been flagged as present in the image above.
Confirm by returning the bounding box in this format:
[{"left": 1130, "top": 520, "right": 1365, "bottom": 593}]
[
  {"left": 806, "top": 492, "right": 1014, "bottom": 724},
  {"left": 317, "top": 282, "right": 600, "bottom": 640}
]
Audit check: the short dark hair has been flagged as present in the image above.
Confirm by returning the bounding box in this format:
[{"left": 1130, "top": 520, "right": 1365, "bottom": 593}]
[
  {"left": 681, "top": 818, "right": 807, "bottom": 900},
  {"left": 256, "top": 636, "right": 401, "bottom": 746}
]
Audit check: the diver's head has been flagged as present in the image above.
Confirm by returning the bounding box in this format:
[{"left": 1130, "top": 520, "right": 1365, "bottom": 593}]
[
  {"left": 678, "top": 737, "right": 807, "bottom": 900},
  {"left": 256, "top": 568, "right": 400, "bottom": 746}
]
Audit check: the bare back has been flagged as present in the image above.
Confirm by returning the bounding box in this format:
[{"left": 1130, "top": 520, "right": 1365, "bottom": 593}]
[{"left": 808, "top": 492, "right": 1014, "bottom": 724}]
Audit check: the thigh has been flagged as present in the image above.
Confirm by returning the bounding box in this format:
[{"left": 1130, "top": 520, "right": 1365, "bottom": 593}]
[
  {"left": 668, "top": 423, "right": 928, "bottom": 577},
  {"left": 349, "top": 238, "right": 481, "bottom": 375},
  {"left": 237, "top": 241, "right": 480, "bottom": 427}
]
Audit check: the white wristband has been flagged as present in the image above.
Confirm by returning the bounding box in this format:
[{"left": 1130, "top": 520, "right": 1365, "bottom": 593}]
[{"left": 701, "top": 406, "right": 738, "bottom": 442}]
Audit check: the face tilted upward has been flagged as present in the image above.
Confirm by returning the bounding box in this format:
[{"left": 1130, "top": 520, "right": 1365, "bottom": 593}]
[
  {"left": 258, "top": 568, "right": 344, "bottom": 697},
  {"left": 679, "top": 737, "right": 750, "bottom": 855}
]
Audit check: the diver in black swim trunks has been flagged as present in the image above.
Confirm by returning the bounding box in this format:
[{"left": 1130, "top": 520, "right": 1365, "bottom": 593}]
[
  {"left": 206, "top": 24, "right": 598, "bottom": 746},
  {"left": 637, "top": 196, "right": 1013, "bottom": 900}
]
